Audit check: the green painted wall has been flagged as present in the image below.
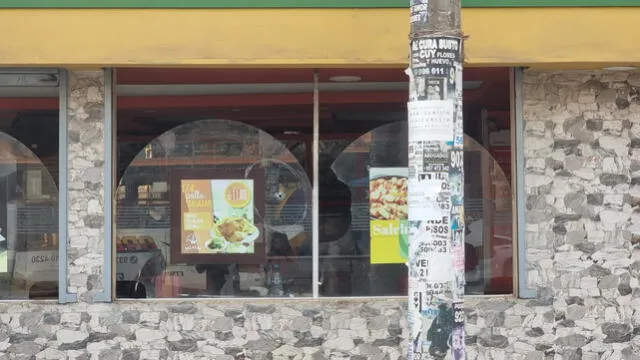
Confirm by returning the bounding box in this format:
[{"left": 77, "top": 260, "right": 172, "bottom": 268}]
[{"left": 2, "top": 0, "right": 640, "bottom": 8}]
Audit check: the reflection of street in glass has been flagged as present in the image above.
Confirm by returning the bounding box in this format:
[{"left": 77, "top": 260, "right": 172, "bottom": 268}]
[{"left": 0, "top": 250, "right": 7, "bottom": 272}]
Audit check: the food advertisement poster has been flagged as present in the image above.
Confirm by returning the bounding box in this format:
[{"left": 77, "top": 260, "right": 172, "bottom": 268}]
[
  {"left": 181, "top": 179, "right": 258, "bottom": 255},
  {"left": 369, "top": 167, "right": 408, "bottom": 264},
  {"left": 170, "top": 169, "right": 265, "bottom": 265}
]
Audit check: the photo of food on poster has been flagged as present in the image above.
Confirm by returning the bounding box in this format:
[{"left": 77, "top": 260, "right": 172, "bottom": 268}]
[
  {"left": 180, "top": 179, "right": 258, "bottom": 255},
  {"left": 369, "top": 167, "right": 408, "bottom": 264}
]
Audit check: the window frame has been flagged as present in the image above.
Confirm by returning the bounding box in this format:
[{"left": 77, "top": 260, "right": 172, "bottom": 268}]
[
  {"left": 58, "top": 69, "right": 74, "bottom": 303},
  {"left": 99, "top": 68, "right": 116, "bottom": 302},
  {"left": 107, "top": 67, "right": 527, "bottom": 301},
  {"left": 0, "top": 67, "right": 65, "bottom": 302},
  {"left": 514, "top": 67, "right": 534, "bottom": 299}
]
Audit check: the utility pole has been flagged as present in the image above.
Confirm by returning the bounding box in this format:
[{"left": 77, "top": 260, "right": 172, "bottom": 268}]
[{"left": 407, "top": 0, "right": 464, "bottom": 359}]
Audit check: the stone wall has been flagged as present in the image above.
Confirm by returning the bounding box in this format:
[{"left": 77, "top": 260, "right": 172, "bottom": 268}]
[
  {"left": 466, "top": 70, "right": 640, "bottom": 360},
  {"left": 67, "top": 71, "right": 107, "bottom": 302},
  {"left": 523, "top": 70, "right": 640, "bottom": 360},
  {"left": 0, "top": 300, "right": 409, "bottom": 360},
  {"left": 2, "top": 69, "right": 639, "bottom": 360},
  {"left": 0, "top": 296, "right": 555, "bottom": 360}
]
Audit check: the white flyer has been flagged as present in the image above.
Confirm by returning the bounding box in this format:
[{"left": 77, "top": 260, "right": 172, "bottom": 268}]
[
  {"left": 424, "top": 253, "right": 453, "bottom": 282},
  {"left": 408, "top": 100, "right": 455, "bottom": 142},
  {"left": 407, "top": 177, "right": 443, "bottom": 221}
]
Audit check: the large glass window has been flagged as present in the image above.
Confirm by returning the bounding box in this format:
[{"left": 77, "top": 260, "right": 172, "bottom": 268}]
[
  {"left": 113, "top": 68, "right": 514, "bottom": 298},
  {"left": 115, "top": 69, "right": 313, "bottom": 298},
  {"left": 0, "top": 70, "right": 60, "bottom": 299},
  {"left": 317, "top": 68, "right": 513, "bottom": 296}
]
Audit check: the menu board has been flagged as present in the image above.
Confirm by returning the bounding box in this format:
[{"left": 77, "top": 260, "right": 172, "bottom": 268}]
[
  {"left": 369, "top": 167, "right": 409, "bottom": 264},
  {"left": 170, "top": 170, "right": 265, "bottom": 264}
]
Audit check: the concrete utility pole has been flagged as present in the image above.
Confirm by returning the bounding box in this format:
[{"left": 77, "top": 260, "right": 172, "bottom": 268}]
[{"left": 407, "top": 0, "right": 464, "bottom": 359}]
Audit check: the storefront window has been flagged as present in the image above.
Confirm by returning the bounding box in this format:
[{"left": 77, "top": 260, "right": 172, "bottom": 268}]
[
  {"left": 321, "top": 122, "right": 408, "bottom": 296},
  {"left": 316, "top": 68, "right": 513, "bottom": 296},
  {"left": 114, "top": 68, "right": 513, "bottom": 298},
  {"left": 115, "top": 69, "right": 313, "bottom": 298},
  {"left": 0, "top": 74, "right": 60, "bottom": 299}
]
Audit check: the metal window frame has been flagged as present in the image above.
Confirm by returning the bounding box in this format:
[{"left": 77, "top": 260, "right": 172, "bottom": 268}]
[
  {"left": 0, "top": 68, "right": 69, "bottom": 303},
  {"left": 514, "top": 67, "right": 535, "bottom": 299},
  {"left": 93, "top": 68, "right": 115, "bottom": 302},
  {"left": 109, "top": 71, "right": 322, "bottom": 300},
  {"left": 312, "top": 71, "right": 320, "bottom": 298},
  {"left": 103, "top": 67, "right": 528, "bottom": 301},
  {"left": 58, "top": 69, "right": 77, "bottom": 304}
]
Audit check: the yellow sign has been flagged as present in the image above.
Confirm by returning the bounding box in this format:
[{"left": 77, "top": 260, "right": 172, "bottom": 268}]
[
  {"left": 224, "top": 181, "right": 252, "bottom": 208},
  {"left": 370, "top": 220, "right": 409, "bottom": 264},
  {"left": 369, "top": 167, "right": 409, "bottom": 264},
  {"left": 180, "top": 179, "right": 258, "bottom": 255}
]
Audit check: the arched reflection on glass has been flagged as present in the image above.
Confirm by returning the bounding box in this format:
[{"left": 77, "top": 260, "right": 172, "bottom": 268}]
[
  {"left": 116, "top": 119, "right": 312, "bottom": 298},
  {"left": 0, "top": 132, "right": 59, "bottom": 299},
  {"left": 323, "top": 122, "right": 512, "bottom": 296}
]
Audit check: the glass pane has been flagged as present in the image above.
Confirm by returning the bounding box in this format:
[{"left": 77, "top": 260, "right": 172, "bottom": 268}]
[
  {"left": 322, "top": 122, "right": 513, "bottom": 296},
  {"left": 322, "top": 122, "right": 408, "bottom": 296},
  {"left": 463, "top": 135, "right": 513, "bottom": 295},
  {"left": 281, "top": 140, "right": 308, "bottom": 175},
  {"left": 316, "top": 67, "right": 513, "bottom": 296},
  {"left": 116, "top": 119, "right": 312, "bottom": 298},
  {"left": 0, "top": 102, "right": 59, "bottom": 299}
]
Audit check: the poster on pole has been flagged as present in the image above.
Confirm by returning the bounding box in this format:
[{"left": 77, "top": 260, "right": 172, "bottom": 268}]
[
  {"left": 410, "top": 0, "right": 429, "bottom": 25},
  {"left": 408, "top": 34, "right": 464, "bottom": 360},
  {"left": 409, "top": 301, "right": 456, "bottom": 359},
  {"left": 452, "top": 302, "right": 466, "bottom": 360},
  {"left": 408, "top": 100, "right": 454, "bottom": 143}
]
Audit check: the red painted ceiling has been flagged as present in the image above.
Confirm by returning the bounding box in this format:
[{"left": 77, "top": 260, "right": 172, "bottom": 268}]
[{"left": 0, "top": 68, "right": 511, "bottom": 136}]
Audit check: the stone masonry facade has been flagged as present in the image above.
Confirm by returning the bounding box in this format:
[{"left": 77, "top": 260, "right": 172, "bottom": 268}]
[
  {"left": 1, "top": 69, "right": 640, "bottom": 360},
  {"left": 519, "top": 70, "right": 640, "bottom": 360},
  {"left": 67, "top": 71, "right": 107, "bottom": 302}
]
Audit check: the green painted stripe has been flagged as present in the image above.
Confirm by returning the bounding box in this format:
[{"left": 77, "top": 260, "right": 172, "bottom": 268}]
[
  {"left": 0, "top": 0, "right": 639, "bottom": 8},
  {"left": 464, "top": 0, "right": 640, "bottom": 5}
]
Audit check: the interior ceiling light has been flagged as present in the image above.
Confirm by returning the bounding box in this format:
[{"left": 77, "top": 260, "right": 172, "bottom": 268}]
[
  {"left": 603, "top": 66, "right": 637, "bottom": 71},
  {"left": 329, "top": 75, "right": 363, "bottom": 82}
]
